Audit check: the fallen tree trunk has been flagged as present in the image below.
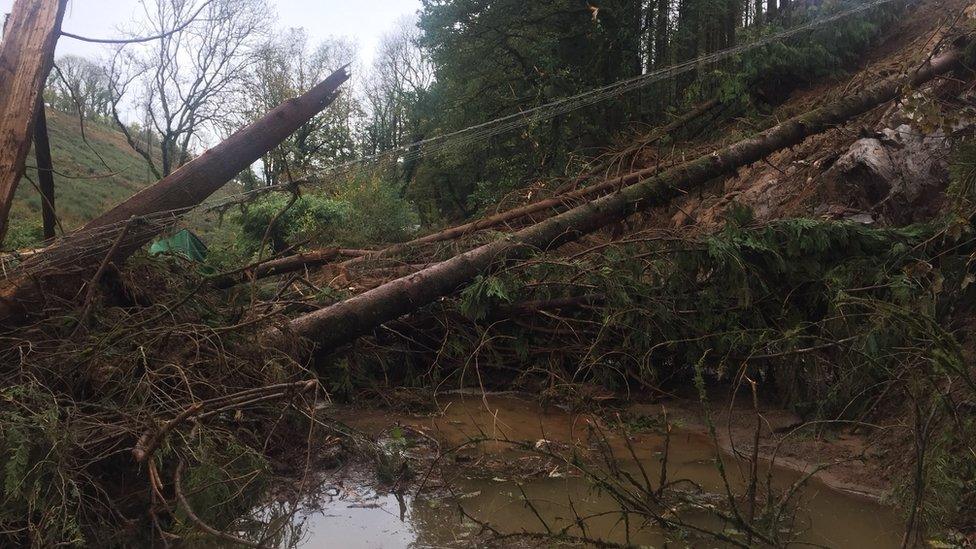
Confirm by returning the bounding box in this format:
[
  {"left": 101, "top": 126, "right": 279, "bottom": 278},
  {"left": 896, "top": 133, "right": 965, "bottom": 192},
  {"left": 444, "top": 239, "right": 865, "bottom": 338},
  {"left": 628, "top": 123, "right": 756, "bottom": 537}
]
[
  {"left": 224, "top": 99, "right": 722, "bottom": 285},
  {"left": 212, "top": 248, "right": 367, "bottom": 289},
  {"left": 278, "top": 47, "right": 964, "bottom": 353},
  {"left": 0, "top": 0, "right": 68, "bottom": 244},
  {"left": 0, "top": 67, "right": 350, "bottom": 322},
  {"left": 217, "top": 163, "right": 673, "bottom": 289},
  {"left": 333, "top": 100, "right": 722, "bottom": 272}
]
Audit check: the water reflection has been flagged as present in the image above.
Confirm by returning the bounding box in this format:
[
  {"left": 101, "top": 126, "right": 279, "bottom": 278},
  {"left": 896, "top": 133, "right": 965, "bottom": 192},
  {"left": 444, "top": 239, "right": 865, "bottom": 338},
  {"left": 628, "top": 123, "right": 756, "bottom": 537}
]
[
  {"left": 295, "top": 396, "right": 903, "bottom": 548},
  {"left": 297, "top": 489, "right": 479, "bottom": 548}
]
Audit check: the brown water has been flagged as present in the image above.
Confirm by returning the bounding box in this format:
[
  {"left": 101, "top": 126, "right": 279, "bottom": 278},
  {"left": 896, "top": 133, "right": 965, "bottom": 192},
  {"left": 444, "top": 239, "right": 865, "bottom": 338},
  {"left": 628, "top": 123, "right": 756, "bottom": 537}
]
[{"left": 295, "top": 395, "right": 902, "bottom": 548}]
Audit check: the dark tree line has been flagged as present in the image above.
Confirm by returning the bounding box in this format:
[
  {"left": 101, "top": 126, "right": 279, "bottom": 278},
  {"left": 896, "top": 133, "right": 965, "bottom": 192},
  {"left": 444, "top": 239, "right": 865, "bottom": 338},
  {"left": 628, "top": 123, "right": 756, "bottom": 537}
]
[{"left": 406, "top": 0, "right": 806, "bottom": 221}]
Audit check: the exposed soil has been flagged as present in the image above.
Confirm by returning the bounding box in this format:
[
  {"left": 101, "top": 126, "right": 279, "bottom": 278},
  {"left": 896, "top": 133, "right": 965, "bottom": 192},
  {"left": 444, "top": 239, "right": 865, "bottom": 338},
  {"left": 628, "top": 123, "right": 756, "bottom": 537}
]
[{"left": 663, "top": 0, "right": 973, "bottom": 232}]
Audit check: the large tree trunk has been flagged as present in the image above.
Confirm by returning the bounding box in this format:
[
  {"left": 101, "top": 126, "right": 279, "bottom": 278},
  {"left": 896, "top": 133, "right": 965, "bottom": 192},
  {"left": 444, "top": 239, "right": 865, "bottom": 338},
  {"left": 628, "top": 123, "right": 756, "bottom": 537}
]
[
  {"left": 653, "top": 0, "right": 670, "bottom": 68},
  {"left": 0, "top": 0, "right": 68, "bottom": 244},
  {"left": 278, "top": 48, "right": 964, "bottom": 354},
  {"left": 0, "top": 67, "right": 350, "bottom": 323}
]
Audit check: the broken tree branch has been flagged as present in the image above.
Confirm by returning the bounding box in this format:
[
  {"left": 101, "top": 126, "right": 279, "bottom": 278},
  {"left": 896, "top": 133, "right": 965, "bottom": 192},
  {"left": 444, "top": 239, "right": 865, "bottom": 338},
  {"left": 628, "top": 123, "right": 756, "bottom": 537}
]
[{"left": 212, "top": 248, "right": 369, "bottom": 289}]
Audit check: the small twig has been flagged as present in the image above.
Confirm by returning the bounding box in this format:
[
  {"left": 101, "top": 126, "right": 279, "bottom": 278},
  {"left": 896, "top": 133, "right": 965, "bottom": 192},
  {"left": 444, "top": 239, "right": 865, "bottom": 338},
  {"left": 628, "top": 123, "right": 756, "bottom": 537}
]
[
  {"left": 72, "top": 217, "right": 135, "bottom": 336},
  {"left": 657, "top": 405, "right": 670, "bottom": 497},
  {"left": 517, "top": 483, "right": 552, "bottom": 535}
]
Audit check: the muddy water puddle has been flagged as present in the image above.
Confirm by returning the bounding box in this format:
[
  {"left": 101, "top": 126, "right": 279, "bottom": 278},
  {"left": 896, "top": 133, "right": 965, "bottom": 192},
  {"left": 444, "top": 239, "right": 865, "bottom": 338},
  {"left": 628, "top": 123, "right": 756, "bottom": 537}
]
[{"left": 296, "top": 395, "right": 902, "bottom": 548}]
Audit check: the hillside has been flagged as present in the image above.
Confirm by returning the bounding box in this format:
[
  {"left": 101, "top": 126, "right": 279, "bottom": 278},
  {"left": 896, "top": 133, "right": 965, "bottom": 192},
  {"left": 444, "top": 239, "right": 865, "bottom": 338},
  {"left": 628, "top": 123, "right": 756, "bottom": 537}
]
[{"left": 4, "top": 109, "right": 155, "bottom": 248}]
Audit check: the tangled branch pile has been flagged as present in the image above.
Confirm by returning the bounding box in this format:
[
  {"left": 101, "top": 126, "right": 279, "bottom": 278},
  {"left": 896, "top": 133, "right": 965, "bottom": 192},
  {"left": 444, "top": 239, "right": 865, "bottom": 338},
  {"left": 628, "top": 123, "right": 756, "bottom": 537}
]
[{"left": 0, "top": 256, "right": 338, "bottom": 546}]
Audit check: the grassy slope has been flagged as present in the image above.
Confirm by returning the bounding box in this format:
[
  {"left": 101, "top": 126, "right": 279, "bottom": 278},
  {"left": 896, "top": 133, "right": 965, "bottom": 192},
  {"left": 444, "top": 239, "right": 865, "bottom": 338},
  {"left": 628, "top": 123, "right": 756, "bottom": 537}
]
[{"left": 5, "top": 109, "right": 155, "bottom": 248}]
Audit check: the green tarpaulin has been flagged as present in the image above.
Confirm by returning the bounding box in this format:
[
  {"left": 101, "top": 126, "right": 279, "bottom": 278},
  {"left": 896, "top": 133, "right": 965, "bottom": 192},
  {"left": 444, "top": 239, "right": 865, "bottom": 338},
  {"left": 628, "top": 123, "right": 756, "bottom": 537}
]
[{"left": 149, "top": 229, "right": 208, "bottom": 262}]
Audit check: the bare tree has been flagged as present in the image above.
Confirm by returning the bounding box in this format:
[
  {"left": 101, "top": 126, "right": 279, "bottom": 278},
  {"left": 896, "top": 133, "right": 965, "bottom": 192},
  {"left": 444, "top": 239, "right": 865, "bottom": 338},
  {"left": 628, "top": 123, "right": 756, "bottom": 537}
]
[
  {"left": 238, "top": 29, "right": 361, "bottom": 187},
  {"left": 361, "top": 16, "right": 434, "bottom": 155},
  {"left": 360, "top": 15, "right": 434, "bottom": 191},
  {"left": 108, "top": 0, "right": 271, "bottom": 178},
  {"left": 46, "top": 55, "right": 112, "bottom": 121}
]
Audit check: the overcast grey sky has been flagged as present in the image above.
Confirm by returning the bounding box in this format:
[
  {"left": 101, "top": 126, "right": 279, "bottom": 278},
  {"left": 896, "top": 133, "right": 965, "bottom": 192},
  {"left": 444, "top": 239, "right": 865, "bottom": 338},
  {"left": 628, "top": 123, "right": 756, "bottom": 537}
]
[{"left": 0, "top": 0, "right": 423, "bottom": 64}]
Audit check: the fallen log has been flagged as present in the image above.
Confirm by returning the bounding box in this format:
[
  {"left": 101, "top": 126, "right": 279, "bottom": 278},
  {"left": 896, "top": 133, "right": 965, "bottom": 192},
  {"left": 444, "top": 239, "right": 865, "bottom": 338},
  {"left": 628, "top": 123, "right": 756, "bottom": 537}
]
[
  {"left": 0, "top": 0, "right": 68, "bottom": 243},
  {"left": 332, "top": 100, "right": 722, "bottom": 272},
  {"left": 0, "top": 67, "right": 350, "bottom": 323},
  {"left": 212, "top": 248, "right": 368, "bottom": 289},
  {"left": 278, "top": 47, "right": 965, "bottom": 353},
  {"left": 215, "top": 100, "right": 721, "bottom": 285}
]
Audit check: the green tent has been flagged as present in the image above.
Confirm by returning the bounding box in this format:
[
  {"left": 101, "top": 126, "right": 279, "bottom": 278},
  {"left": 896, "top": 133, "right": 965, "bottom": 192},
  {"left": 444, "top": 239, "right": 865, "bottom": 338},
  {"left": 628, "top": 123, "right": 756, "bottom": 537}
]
[{"left": 149, "top": 229, "right": 208, "bottom": 262}]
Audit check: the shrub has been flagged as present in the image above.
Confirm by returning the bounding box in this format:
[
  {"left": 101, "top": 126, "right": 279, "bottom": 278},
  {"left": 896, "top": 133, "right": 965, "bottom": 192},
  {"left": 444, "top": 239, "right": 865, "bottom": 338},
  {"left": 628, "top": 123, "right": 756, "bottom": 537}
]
[
  {"left": 236, "top": 193, "right": 349, "bottom": 253},
  {"left": 333, "top": 174, "right": 417, "bottom": 246}
]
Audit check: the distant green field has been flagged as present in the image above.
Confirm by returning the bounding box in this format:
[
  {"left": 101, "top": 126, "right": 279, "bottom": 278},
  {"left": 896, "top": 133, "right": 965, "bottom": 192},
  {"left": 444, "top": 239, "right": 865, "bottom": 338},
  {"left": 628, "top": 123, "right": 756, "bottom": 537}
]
[{"left": 5, "top": 109, "right": 157, "bottom": 249}]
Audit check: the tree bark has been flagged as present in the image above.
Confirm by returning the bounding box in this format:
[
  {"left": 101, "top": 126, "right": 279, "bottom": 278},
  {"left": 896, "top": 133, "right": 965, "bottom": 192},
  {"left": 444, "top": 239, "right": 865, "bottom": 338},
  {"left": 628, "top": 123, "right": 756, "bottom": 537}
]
[
  {"left": 277, "top": 48, "right": 964, "bottom": 354},
  {"left": 0, "top": 0, "right": 68, "bottom": 244},
  {"left": 33, "top": 102, "right": 57, "bottom": 241},
  {"left": 0, "top": 67, "right": 350, "bottom": 323}
]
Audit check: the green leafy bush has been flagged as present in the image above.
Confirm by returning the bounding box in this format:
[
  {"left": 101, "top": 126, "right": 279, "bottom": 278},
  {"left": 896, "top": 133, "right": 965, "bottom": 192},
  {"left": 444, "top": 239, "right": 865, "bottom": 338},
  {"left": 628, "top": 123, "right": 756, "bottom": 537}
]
[
  {"left": 333, "top": 175, "right": 417, "bottom": 246},
  {"left": 236, "top": 193, "right": 349, "bottom": 253}
]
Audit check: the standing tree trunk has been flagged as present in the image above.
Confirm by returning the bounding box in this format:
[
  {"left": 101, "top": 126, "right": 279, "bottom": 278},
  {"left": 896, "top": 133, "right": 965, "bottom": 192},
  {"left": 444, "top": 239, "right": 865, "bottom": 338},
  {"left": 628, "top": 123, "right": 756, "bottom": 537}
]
[
  {"left": 653, "top": 0, "right": 670, "bottom": 68},
  {"left": 725, "top": 0, "right": 739, "bottom": 49},
  {"left": 0, "top": 0, "right": 68, "bottom": 244},
  {"left": 33, "top": 100, "right": 57, "bottom": 241},
  {"left": 276, "top": 48, "right": 964, "bottom": 355},
  {"left": 0, "top": 67, "right": 350, "bottom": 323}
]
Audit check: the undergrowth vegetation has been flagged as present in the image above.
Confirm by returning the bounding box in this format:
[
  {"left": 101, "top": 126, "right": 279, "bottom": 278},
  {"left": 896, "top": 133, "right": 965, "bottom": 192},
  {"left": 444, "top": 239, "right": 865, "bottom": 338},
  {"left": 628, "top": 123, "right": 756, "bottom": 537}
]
[{"left": 232, "top": 174, "right": 417, "bottom": 257}]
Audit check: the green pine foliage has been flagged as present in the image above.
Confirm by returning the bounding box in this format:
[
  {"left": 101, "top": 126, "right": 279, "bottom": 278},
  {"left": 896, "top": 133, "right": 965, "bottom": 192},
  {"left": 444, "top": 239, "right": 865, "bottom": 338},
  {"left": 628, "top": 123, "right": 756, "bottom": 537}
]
[
  {"left": 730, "top": 0, "right": 899, "bottom": 104},
  {"left": 0, "top": 385, "right": 85, "bottom": 546},
  {"left": 412, "top": 0, "right": 651, "bottom": 220}
]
